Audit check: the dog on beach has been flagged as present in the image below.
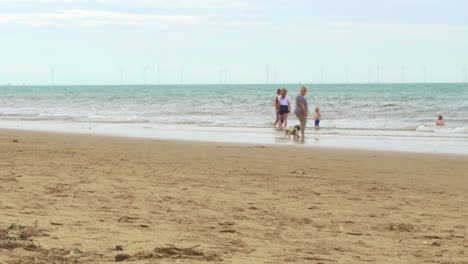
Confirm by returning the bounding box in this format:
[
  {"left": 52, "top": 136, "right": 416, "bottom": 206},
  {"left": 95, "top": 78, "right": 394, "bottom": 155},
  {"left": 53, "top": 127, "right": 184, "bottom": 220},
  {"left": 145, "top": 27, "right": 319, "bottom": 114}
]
[{"left": 284, "top": 125, "right": 301, "bottom": 140}]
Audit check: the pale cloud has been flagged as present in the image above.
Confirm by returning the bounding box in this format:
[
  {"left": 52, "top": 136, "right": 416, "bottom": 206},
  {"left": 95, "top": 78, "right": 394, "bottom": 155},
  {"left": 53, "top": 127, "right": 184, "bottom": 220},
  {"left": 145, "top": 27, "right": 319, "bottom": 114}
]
[
  {"left": 0, "top": 0, "right": 258, "bottom": 10},
  {"left": 332, "top": 22, "right": 468, "bottom": 34},
  {"left": 218, "top": 20, "right": 266, "bottom": 29},
  {"left": 0, "top": 9, "right": 209, "bottom": 27},
  {"left": 0, "top": 0, "right": 262, "bottom": 28}
]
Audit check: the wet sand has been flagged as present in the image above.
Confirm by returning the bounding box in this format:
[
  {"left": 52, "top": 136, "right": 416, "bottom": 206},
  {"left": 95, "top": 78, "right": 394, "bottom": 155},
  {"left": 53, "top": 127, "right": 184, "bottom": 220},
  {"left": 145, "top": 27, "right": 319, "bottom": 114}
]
[{"left": 0, "top": 129, "right": 467, "bottom": 263}]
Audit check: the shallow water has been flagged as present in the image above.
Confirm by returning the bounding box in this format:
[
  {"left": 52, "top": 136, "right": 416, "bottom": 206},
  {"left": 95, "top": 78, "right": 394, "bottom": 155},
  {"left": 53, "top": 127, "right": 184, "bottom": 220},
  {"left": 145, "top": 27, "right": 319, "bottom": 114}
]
[{"left": 1, "top": 83, "right": 467, "bottom": 154}]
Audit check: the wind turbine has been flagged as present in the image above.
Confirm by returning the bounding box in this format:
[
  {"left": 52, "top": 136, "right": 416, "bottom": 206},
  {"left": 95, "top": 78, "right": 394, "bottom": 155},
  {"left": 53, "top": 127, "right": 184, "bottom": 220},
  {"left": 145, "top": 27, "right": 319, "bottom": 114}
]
[
  {"left": 376, "top": 64, "right": 380, "bottom": 84},
  {"left": 462, "top": 65, "right": 467, "bottom": 84},
  {"left": 49, "top": 66, "right": 55, "bottom": 86},
  {"left": 423, "top": 66, "right": 427, "bottom": 83},
  {"left": 273, "top": 65, "right": 277, "bottom": 84},
  {"left": 368, "top": 67, "right": 372, "bottom": 84},
  {"left": 143, "top": 66, "right": 148, "bottom": 85},
  {"left": 401, "top": 64, "right": 405, "bottom": 84},
  {"left": 219, "top": 65, "right": 223, "bottom": 84},
  {"left": 180, "top": 68, "right": 184, "bottom": 85},
  {"left": 224, "top": 65, "right": 228, "bottom": 84},
  {"left": 345, "top": 66, "right": 349, "bottom": 84},
  {"left": 320, "top": 65, "right": 324, "bottom": 84},
  {"left": 157, "top": 65, "right": 161, "bottom": 85}
]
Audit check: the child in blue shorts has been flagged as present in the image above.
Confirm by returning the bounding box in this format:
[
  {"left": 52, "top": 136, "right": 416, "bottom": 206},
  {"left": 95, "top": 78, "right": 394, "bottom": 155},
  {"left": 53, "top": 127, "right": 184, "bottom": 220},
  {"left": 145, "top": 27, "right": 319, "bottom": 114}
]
[{"left": 314, "top": 107, "right": 321, "bottom": 129}]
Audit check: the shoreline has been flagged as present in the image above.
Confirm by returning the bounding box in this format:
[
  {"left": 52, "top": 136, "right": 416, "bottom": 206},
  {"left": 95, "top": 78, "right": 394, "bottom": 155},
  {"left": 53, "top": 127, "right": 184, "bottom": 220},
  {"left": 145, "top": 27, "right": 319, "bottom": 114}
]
[
  {"left": 1, "top": 129, "right": 467, "bottom": 263},
  {"left": 1, "top": 127, "right": 467, "bottom": 159},
  {"left": 1, "top": 120, "right": 468, "bottom": 155}
]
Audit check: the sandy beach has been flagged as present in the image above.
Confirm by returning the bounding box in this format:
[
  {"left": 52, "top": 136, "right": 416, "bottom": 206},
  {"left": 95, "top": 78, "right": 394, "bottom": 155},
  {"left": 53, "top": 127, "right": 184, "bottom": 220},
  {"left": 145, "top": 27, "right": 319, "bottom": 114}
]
[{"left": 0, "top": 129, "right": 467, "bottom": 263}]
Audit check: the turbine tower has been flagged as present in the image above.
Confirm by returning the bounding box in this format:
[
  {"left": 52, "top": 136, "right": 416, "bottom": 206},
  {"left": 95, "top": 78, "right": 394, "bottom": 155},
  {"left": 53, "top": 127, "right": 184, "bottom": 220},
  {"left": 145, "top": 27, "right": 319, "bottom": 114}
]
[
  {"left": 376, "top": 64, "right": 380, "bottom": 84},
  {"left": 401, "top": 65, "right": 405, "bottom": 84},
  {"left": 423, "top": 66, "right": 427, "bottom": 83},
  {"left": 180, "top": 68, "right": 184, "bottom": 85},
  {"left": 320, "top": 65, "right": 324, "bottom": 84},
  {"left": 157, "top": 65, "right": 161, "bottom": 85},
  {"left": 224, "top": 66, "right": 228, "bottom": 84},
  {"left": 219, "top": 65, "right": 223, "bottom": 84},
  {"left": 49, "top": 66, "right": 55, "bottom": 86},
  {"left": 462, "top": 65, "right": 467, "bottom": 84},
  {"left": 368, "top": 67, "right": 372, "bottom": 84},
  {"left": 273, "top": 65, "right": 277, "bottom": 84},
  {"left": 143, "top": 66, "right": 148, "bottom": 85},
  {"left": 345, "top": 66, "right": 349, "bottom": 84}
]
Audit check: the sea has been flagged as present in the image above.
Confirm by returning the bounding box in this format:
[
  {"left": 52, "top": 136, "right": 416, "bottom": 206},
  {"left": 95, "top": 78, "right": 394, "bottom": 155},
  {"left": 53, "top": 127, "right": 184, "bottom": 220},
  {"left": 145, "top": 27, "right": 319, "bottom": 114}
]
[{"left": 1, "top": 83, "right": 467, "bottom": 154}]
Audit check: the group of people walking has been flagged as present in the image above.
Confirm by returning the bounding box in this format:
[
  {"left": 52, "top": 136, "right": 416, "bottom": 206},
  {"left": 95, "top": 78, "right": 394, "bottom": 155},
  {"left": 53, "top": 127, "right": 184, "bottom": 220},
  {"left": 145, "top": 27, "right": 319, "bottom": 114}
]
[{"left": 274, "top": 86, "right": 318, "bottom": 141}]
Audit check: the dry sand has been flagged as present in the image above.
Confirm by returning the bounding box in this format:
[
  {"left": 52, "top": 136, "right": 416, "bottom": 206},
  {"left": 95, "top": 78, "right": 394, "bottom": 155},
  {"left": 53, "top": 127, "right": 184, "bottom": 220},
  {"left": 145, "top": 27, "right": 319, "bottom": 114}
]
[{"left": 0, "top": 129, "right": 467, "bottom": 263}]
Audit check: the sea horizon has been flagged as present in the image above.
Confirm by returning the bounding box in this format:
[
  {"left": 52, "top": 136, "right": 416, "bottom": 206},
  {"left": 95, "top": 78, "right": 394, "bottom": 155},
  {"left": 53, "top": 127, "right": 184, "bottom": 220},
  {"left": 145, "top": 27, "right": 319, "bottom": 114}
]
[{"left": 3, "top": 81, "right": 468, "bottom": 86}]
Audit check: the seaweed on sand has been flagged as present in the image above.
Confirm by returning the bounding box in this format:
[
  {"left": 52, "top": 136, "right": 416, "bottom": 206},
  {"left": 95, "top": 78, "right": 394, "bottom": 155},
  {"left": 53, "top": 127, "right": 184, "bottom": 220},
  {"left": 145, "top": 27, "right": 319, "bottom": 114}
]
[
  {"left": 121, "top": 244, "right": 222, "bottom": 262},
  {"left": 0, "top": 222, "right": 93, "bottom": 263}
]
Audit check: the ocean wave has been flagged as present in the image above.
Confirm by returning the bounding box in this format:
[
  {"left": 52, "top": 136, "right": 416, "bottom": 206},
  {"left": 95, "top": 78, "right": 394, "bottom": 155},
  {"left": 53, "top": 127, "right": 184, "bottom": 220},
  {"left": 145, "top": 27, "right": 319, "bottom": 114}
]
[
  {"left": 416, "top": 125, "right": 468, "bottom": 134},
  {"left": 2, "top": 113, "right": 467, "bottom": 135}
]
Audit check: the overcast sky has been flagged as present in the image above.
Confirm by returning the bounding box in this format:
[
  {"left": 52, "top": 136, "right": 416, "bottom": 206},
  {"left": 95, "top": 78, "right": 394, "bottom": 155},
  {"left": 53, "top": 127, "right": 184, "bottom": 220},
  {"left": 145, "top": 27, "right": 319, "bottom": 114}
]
[{"left": 1, "top": 0, "right": 467, "bottom": 85}]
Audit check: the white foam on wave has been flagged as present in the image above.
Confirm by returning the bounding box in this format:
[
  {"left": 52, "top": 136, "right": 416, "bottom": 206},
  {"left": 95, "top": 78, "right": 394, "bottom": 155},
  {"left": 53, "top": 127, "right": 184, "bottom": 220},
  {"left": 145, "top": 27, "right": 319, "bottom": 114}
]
[{"left": 416, "top": 125, "right": 468, "bottom": 134}]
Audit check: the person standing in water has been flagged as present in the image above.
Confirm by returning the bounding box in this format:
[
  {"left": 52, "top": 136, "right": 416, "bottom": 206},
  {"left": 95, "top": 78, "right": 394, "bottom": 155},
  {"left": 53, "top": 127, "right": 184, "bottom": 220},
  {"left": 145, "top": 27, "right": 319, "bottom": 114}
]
[
  {"left": 277, "top": 88, "right": 291, "bottom": 129},
  {"left": 436, "top": 115, "right": 445, "bottom": 126},
  {"left": 314, "top": 107, "right": 321, "bottom": 129},
  {"left": 274, "top": 89, "right": 281, "bottom": 127},
  {"left": 295, "top": 86, "right": 308, "bottom": 141}
]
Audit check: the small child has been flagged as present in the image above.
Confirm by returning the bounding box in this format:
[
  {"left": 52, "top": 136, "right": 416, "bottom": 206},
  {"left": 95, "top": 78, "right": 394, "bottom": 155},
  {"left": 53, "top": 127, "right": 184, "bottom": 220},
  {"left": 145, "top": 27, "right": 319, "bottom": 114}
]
[
  {"left": 436, "top": 115, "right": 444, "bottom": 126},
  {"left": 314, "top": 107, "right": 321, "bottom": 129}
]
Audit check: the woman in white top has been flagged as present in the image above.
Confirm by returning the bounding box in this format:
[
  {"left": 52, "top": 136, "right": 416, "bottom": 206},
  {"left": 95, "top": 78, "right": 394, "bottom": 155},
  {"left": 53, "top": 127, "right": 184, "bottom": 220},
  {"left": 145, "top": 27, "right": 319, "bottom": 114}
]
[{"left": 277, "top": 88, "right": 291, "bottom": 129}]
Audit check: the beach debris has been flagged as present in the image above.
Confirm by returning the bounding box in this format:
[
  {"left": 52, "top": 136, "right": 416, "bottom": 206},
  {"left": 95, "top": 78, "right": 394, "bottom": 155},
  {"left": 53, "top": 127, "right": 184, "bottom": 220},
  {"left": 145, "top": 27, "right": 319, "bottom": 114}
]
[
  {"left": 126, "top": 244, "right": 221, "bottom": 261},
  {"left": 50, "top": 222, "right": 63, "bottom": 226},
  {"left": 115, "top": 245, "right": 124, "bottom": 251},
  {"left": 218, "top": 221, "right": 235, "bottom": 226},
  {"left": 346, "top": 232, "right": 363, "bottom": 236},
  {"left": 117, "top": 216, "right": 139, "bottom": 223},
  {"left": 422, "top": 235, "right": 442, "bottom": 239},
  {"left": 0, "top": 176, "right": 17, "bottom": 183},
  {"left": 115, "top": 253, "right": 131, "bottom": 262},
  {"left": 291, "top": 170, "right": 305, "bottom": 174},
  {"left": 431, "top": 241, "right": 442, "bottom": 247},
  {"left": 0, "top": 222, "right": 93, "bottom": 263},
  {"left": 0, "top": 240, "right": 40, "bottom": 251},
  {"left": 12, "top": 139, "right": 18, "bottom": 143},
  {"left": 219, "top": 229, "right": 236, "bottom": 233},
  {"left": 44, "top": 183, "right": 71, "bottom": 194},
  {"left": 389, "top": 223, "right": 414, "bottom": 232},
  {"left": 3, "top": 221, "right": 48, "bottom": 241},
  {"left": 150, "top": 192, "right": 164, "bottom": 202}
]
